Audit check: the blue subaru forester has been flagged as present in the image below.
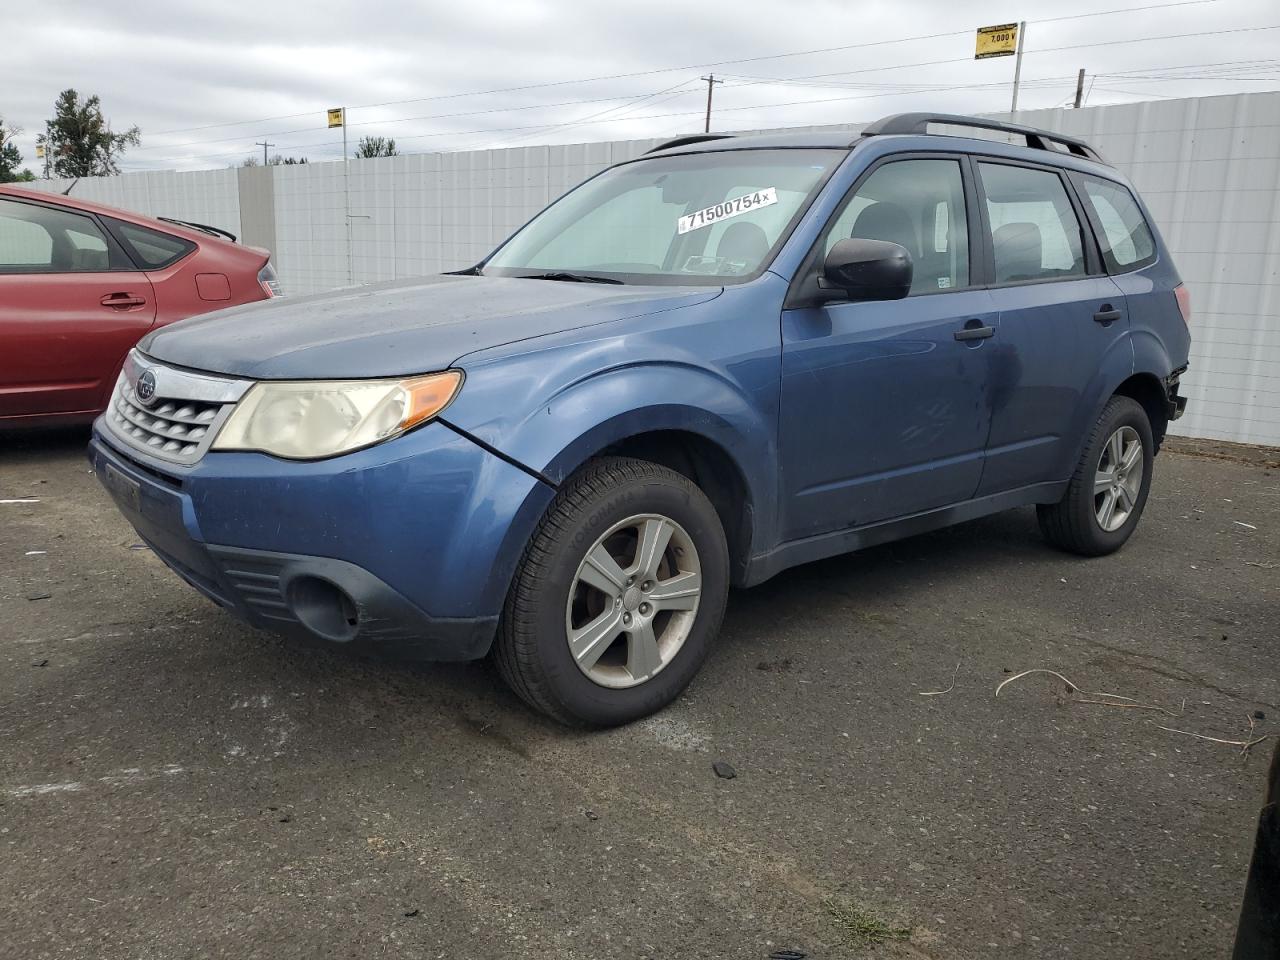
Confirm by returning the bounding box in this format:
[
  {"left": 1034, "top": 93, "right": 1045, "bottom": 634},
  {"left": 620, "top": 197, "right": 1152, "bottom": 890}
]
[{"left": 92, "top": 113, "right": 1190, "bottom": 726}]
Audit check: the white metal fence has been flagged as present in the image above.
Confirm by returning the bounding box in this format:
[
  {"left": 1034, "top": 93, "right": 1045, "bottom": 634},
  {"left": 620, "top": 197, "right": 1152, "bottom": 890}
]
[{"left": 27, "top": 93, "right": 1280, "bottom": 447}]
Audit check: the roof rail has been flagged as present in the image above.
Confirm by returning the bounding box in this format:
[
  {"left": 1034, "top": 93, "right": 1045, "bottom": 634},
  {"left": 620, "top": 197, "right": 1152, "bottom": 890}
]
[
  {"left": 860, "top": 113, "right": 1104, "bottom": 163},
  {"left": 646, "top": 134, "right": 734, "bottom": 154}
]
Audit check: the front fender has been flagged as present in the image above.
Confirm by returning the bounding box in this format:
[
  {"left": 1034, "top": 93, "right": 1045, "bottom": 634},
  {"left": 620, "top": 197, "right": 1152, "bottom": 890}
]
[{"left": 440, "top": 278, "right": 788, "bottom": 580}]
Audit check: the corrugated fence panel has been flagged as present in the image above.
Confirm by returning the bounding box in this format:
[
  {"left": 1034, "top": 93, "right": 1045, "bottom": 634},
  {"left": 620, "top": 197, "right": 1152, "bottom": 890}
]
[{"left": 19, "top": 93, "right": 1280, "bottom": 446}]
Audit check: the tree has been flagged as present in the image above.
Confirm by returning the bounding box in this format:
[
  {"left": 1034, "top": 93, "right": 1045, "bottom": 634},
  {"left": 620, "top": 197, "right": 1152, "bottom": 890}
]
[
  {"left": 42, "top": 89, "right": 140, "bottom": 177},
  {"left": 0, "top": 116, "right": 34, "bottom": 182},
  {"left": 241, "top": 154, "right": 307, "bottom": 167},
  {"left": 355, "top": 136, "right": 397, "bottom": 158}
]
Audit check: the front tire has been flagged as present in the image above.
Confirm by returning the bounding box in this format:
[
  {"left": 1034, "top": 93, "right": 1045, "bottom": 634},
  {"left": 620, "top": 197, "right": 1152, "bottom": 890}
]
[
  {"left": 1038, "top": 395, "right": 1154, "bottom": 556},
  {"left": 495, "top": 457, "right": 729, "bottom": 727}
]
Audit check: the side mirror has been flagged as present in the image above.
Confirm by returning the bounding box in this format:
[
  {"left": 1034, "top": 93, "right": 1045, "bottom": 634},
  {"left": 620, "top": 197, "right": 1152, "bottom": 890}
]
[{"left": 819, "top": 238, "right": 913, "bottom": 303}]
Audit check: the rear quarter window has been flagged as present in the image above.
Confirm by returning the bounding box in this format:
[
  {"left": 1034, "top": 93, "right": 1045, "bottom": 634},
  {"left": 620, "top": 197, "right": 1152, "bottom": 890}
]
[
  {"left": 108, "top": 218, "right": 196, "bottom": 268},
  {"left": 1074, "top": 174, "right": 1157, "bottom": 272}
]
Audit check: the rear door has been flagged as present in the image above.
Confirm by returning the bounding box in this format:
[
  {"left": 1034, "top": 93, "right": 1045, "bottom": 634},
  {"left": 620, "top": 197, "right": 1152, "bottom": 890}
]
[
  {"left": 0, "top": 196, "right": 156, "bottom": 420},
  {"left": 971, "top": 159, "right": 1129, "bottom": 495}
]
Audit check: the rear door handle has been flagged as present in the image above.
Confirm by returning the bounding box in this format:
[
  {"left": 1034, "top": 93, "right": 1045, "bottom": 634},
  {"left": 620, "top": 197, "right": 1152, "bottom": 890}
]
[
  {"left": 1093, "top": 304, "right": 1123, "bottom": 325},
  {"left": 101, "top": 293, "right": 147, "bottom": 309},
  {"left": 954, "top": 320, "right": 995, "bottom": 341}
]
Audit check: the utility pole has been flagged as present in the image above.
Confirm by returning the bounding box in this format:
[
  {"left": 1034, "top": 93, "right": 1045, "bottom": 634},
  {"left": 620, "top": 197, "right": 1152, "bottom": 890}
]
[
  {"left": 701, "top": 74, "right": 723, "bottom": 133},
  {"left": 1073, "top": 68, "right": 1086, "bottom": 108},
  {"left": 255, "top": 140, "right": 274, "bottom": 165},
  {"left": 1010, "top": 21, "right": 1027, "bottom": 113}
]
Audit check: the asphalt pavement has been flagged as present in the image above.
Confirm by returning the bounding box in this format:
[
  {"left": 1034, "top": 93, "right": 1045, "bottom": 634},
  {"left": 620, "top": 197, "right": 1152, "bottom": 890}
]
[{"left": 1, "top": 428, "right": 1277, "bottom": 959}]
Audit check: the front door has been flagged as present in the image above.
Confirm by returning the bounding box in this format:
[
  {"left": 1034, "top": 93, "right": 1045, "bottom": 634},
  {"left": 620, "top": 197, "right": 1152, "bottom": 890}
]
[
  {"left": 0, "top": 196, "right": 156, "bottom": 420},
  {"left": 779, "top": 156, "right": 997, "bottom": 541}
]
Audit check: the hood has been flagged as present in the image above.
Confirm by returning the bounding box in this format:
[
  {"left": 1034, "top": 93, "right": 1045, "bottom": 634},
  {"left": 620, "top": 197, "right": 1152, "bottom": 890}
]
[{"left": 141, "top": 275, "right": 719, "bottom": 379}]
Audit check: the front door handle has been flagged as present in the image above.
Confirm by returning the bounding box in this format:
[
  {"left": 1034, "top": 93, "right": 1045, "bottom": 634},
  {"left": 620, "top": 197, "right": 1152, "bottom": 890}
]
[
  {"left": 101, "top": 293, "right": 147, "bottom": 309},
  {"left": 954, "top": 320, "right": 995, "bottom": 341},
  {"left": 1093, "top": 304, "right": 1123, "bottom": 325}
]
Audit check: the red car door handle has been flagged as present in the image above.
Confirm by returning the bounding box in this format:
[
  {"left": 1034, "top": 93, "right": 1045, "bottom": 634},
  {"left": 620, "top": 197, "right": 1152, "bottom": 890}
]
[{"left": 101, "top": 293, "right": 147, "bottom": 309}]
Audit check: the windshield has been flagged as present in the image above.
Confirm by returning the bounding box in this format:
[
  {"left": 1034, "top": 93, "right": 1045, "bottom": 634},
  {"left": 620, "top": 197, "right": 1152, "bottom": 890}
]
[{"left": 483, "top": 148, "right": 845, "bottom": 285}]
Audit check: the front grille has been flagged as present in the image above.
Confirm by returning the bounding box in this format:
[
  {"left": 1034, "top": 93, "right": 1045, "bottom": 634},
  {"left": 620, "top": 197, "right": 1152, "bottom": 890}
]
[
  {"left": 109, "top": 384, "right": 220, "bottom": 459},
  {"left": 102, "top": 351, "right": 253, "bottom": 465}
]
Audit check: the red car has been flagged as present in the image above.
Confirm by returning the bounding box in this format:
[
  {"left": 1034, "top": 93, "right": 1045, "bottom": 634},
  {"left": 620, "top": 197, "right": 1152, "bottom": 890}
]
[{"left": 0, "top": 185, "right": 278, "bottom": 427}]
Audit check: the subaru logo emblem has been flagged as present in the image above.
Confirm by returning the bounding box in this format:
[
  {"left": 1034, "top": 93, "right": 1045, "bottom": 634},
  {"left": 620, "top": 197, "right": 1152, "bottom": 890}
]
[{"left": 136, "top": 369, "right": 157, "bottom": 405}]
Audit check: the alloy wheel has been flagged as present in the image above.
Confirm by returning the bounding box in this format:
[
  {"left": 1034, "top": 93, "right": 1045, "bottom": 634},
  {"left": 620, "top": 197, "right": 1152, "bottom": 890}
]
[
  {"left": 565, "top": 513, "right": 702, "bottom": 689},
  {"left": 1094, "top": 425, "right": 1144, "bottom": 532}
]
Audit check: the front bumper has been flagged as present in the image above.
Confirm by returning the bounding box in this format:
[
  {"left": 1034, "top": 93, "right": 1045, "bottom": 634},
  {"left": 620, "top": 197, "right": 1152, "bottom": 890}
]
[{"left": 90, "top": 420, "right": 553, "bottom": 660}]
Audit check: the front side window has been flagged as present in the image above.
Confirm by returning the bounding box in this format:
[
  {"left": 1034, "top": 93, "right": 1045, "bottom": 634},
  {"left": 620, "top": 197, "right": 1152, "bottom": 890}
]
[
  {"left": 0, "top": 197, "right": 116, "bottom": 274},
  {"left": 978, "top": 162, "right": 1086, "bottom": 283},
  {"left": 823, "top": 158, "right": 970, "bottom": 294},
  {"left": 484, "top": 149, "right": 845, "bottom": 284},
  {"left": 1076, "top": 174, "right": 1156, "bottom": 271}
]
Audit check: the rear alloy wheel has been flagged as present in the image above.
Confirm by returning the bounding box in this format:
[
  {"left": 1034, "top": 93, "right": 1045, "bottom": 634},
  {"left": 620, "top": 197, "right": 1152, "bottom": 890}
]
[
  {"left": 1038, "top": 395, "right": 1154, "bottom": 556},
  {"left": 495, "top": 457, "right": 729, "bottom": 727}
]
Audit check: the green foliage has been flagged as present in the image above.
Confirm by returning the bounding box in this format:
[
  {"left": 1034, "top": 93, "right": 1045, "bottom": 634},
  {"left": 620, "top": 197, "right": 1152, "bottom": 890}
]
[
  {"left": 42, "top": 89, "right": 140, "bottom": 177},
  {"left": 823, "top": 898, "right": 912, "bottom": 947},
  {"left": 0, "top": 115, "right": 34, "bottom": 182},
  {"left": 355, "top": 135, "right": 397, "bottom": 158}
]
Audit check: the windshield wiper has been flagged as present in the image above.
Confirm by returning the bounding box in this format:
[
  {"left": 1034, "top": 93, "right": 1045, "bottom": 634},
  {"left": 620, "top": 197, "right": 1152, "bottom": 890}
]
[{"left": 517, "top": 271, "right": 624, "bottom": 284}]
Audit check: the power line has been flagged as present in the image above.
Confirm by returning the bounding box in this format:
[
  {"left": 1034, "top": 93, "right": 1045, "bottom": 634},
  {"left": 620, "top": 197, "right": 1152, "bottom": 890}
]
[
  {"left": 128, "top": 19, "right": 1280, "bottom": 167},
  {"left": 142, "top": 0, "right": 1223, "bottom": 138}
]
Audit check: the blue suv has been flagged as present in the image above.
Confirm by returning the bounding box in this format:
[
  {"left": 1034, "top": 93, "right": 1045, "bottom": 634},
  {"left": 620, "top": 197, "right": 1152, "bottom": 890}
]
[{"left": 91, "top": 113, "right": 1190, "bottom": 726}]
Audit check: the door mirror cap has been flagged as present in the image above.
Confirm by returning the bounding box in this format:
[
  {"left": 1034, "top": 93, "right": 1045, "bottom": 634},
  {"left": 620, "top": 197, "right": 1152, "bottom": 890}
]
[{"left": 819, "top": 238, "right": 913, "bottom": 303}]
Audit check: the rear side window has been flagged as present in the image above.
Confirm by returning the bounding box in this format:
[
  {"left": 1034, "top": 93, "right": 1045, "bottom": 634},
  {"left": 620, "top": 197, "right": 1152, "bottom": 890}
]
[
  {"left": 978, "top": 162, "right": 1086, "bottom": 284},
  {"left": 0, "top": 197, "right": 120, "bottom": 273},
  {"left": 1076, "top": 174, "right": 1156, "bottom": 272},
  {"left": 108, "top": 218, "right": 196, "bottom": 268}
]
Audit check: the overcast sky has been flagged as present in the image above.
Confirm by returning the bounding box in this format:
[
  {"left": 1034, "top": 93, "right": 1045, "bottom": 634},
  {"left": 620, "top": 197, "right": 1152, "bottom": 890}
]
[{"left": 2, "top": 0, "right": 1277, "bottom": 173}]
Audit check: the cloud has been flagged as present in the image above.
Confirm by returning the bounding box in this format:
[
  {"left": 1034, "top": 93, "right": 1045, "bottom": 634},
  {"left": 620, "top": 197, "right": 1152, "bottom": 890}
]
[{"left": 3, "top": 0, "right": 1276, "bottom": 172}]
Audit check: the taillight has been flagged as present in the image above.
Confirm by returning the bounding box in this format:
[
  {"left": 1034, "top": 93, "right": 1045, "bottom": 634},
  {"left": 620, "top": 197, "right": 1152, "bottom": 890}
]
[
  {"left": 1174, "top": 284, "right": 1190, "bottom": 327},
  {"left": 258, "top": 262, "right": 282, "bottom": 298}
]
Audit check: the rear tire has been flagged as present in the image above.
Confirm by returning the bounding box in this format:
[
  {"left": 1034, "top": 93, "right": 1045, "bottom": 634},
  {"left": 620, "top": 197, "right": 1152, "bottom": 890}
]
[
  {"left": 495, "top": 457, "right": 729, "bottom": 727},
  {"left": 1038, "top": 395, "right": 1154, "bottom": 556}
]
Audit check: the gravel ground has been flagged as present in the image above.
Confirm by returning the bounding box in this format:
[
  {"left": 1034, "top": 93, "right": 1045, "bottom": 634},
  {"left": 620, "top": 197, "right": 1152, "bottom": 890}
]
[{"left": 1, "top": 428, "right": 1276, "bottom": 959}]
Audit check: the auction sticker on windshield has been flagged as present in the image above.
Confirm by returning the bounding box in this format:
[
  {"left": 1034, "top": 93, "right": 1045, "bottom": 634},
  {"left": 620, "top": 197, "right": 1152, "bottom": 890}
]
[{"left": 677, "top": 188, "right": 778, "bottom": 235}]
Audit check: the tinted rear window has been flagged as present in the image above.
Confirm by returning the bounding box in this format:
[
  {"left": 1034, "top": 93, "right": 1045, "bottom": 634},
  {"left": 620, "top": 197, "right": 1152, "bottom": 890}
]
[{"left": 109, "top": 219, "right": 196, "bottom": 268}]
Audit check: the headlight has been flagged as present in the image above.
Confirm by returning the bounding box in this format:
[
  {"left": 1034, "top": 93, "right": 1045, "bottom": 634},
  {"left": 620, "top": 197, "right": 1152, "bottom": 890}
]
[{"left": 211, "top": 371, "right": 462, "bottom": 459}]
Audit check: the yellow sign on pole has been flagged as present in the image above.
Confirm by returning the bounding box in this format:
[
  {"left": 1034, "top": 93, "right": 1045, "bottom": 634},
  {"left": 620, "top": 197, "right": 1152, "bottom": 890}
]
[
  {"left": 327, "top": 107, "right": 345, "bottom": 129},
  {"left": 35, "top": 144, "right": 46, "bottom": 159},
  {"left": 975, "top": 23, "right": 1019, "bottom": 59}
]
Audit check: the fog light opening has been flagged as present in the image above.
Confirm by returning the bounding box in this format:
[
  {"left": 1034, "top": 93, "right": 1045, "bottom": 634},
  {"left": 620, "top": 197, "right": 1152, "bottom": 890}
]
[{"left": 288, "top": 576, "right": 360, "bottom": 642}]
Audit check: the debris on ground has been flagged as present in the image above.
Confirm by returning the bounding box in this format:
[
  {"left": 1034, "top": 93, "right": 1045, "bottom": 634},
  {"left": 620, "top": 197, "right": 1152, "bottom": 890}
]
[
  {"left": 995, "top": 668, "right": 1184, "bottom": 717},
  {"left": 32, "top": 659, "right": 48, "bottom": 668},
  {"left": 24, "top": 551, "right": 46, "bottom": 556},
  {"left": 0, "top": 498, "right": 41, "bottom": 504},
  {"left": 919, "top": 661, "right": 961, "bottom": 696},
  {"left": 712, "top": 761, "right": 737, "bottom": 780},
  {"left": 997, "top": 669, "right": 1270, "bottom": 757},
  {"left": 403, "top": 908, "right": 420, "bottom": 918},
  {"left": 26, "top": 592, "right": 52, "bottom": 601},
  {"left": 584, "top": 810, "right": 599, "bottom": 821}
]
